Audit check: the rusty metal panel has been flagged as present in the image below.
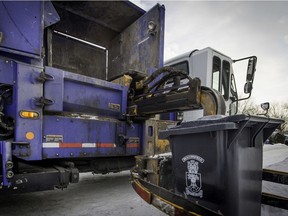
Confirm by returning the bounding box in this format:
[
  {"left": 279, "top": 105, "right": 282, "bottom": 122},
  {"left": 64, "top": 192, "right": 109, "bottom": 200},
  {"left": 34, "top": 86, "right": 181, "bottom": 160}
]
[
  {"left": 146, "top": 158, "right": 160, "bottom": 185},
  {"left": 134, "top": 156, "right": 160, "bottom": 186},
  {"left": 108, "top": 4, "right": 165, "bottom": 79},
  {"left": 144, "top": 120, "right": 176, "bottom": 156},
  {"left": 155, "top": 121, "right": 175, "bottom": 154}
]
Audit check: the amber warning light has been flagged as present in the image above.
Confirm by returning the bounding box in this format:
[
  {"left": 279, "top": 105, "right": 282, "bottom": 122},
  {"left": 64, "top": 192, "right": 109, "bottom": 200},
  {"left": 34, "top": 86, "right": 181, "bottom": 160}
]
[{"left": 20, "top": 111, "right": 39, "bottom": 119}]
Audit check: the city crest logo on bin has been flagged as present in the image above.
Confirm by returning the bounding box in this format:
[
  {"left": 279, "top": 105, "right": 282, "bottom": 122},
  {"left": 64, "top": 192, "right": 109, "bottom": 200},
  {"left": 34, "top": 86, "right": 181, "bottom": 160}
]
[{"left": 182, "top": 155, "right": 205, "bottom": 198}]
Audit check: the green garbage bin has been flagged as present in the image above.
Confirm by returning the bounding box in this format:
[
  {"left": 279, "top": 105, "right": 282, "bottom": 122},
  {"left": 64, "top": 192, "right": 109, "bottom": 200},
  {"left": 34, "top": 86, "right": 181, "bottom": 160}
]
[{"left": 159, "top": 114, "right": 283, "bottom": 216}]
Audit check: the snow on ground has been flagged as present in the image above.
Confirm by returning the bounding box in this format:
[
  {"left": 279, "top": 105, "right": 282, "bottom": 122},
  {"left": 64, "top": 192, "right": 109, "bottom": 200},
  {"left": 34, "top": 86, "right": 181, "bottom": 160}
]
[
  {"left": 261, "top": 144, "right": 288, "bottom": 216},
  {"left": 0, "top": 171, "right": 165, "bottom": 216},
  {"left": 263, "top": 144, "right": 288, "bottom": 168}
]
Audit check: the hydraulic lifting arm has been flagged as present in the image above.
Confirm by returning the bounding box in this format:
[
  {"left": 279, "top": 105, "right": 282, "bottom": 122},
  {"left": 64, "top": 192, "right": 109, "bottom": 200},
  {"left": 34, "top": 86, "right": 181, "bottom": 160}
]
[{"left": 122, "top": 67, "right": 226, "bottom": 118}]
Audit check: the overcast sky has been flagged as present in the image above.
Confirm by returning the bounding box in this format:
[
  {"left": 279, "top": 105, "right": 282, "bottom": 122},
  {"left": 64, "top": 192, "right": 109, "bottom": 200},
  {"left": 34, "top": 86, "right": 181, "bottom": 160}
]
[{"left": 131, "top": 0, "right": 288, "bottom": 104}]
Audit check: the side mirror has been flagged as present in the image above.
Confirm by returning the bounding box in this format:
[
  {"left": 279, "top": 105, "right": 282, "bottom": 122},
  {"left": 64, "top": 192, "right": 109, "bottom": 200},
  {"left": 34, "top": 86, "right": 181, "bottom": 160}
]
[
  {"left": 244, "top": 81, "right": 253, "bottom": 94},
  {"left": 261, "top": 102, "right": 270, "bottom": 111},
  {"left": 246, "top": 57, "right": 257, "bottom": 82},
  {"left": 244, "top": 57, "right": 257, "bottom": 94},
  {"left": 257, "top": 102, "right": 270, "bottom": 116},
  {"left": 232, "top": 55, "right": 257, "bottom": 102}
]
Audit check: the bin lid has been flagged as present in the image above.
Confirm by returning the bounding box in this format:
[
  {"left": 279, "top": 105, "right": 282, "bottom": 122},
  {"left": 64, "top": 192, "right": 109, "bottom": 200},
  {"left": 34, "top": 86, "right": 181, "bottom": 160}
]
[{"left": 159, "top": 114, "right": 284, "bottom": 139}]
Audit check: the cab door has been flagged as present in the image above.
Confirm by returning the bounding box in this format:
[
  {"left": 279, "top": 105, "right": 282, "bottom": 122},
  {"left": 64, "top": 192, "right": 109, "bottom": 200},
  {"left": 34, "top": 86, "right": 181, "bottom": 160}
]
[{"left": 211, "top": 54, "right": 234, "bottom": 115}]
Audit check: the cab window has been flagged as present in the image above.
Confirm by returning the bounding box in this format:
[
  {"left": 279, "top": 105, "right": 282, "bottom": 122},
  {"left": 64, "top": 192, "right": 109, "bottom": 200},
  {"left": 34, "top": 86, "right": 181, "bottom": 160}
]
[
  {"left": 166, "top": 61, "right": 189, "bottom": 83},
  {"left": 212, "top": 56, "right": 221, "bottom": 91},
  {"left": 170, "top": 61, "right": 189, "bottom": 74},
  {"left": 222, "top": 60, "right": 230, "bottom": 100}
]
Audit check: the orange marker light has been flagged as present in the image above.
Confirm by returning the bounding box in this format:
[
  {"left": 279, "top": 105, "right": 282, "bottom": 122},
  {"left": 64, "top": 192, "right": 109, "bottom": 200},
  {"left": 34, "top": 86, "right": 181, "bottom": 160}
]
[
  {"left": 26, "top": 132, "right": 35, "bottom": 140},
  {"left": 20, "top": 111, "right": 39, "bottom": 119}
]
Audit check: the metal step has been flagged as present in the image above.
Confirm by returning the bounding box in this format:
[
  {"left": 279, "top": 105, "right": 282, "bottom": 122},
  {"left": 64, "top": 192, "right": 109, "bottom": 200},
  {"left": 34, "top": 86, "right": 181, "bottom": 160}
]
[
  {"left": 262, "top": 168, "right": 288, "bottom": 185},
  {"left": 262, "top": 168, "right": 288, "bottom": 210},
  {"left": 262, "top": 192, "right": 288, "bottom": 210}
]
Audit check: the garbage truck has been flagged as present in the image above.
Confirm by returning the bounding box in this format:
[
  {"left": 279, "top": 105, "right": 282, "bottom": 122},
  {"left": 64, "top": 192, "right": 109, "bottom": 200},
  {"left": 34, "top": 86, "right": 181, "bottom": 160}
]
[
  {"left": 0, "top": 0, "right": 169, "bottom": 194},
  {"left": 0, "top": 3, "right": 285, "bottom": 213},
  {"left": 0, "top": 0, "right": 231, "bottom": 194}
]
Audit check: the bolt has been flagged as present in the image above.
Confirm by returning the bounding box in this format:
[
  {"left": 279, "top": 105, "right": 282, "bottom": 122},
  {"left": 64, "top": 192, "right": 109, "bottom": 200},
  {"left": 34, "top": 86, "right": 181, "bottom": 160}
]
[
  {"left": 16, "top": 179, "right": 23, "bottom": 185},
  {"left": 70, "top": 153, "right": 74, "bottom": 157},
  {"left": 6, "top": 161, "right": 13, "bottom": 169},
  {"left": 6, "top": 171, "right": 14, "bottom": 179},
  {"left": 55, "top": 153, "right": 59, "bottom": 157}
]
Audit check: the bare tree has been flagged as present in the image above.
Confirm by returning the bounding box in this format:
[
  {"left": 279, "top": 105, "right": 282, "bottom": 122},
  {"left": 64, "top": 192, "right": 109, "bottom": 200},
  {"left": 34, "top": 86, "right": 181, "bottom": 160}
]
[
  {"left": 238, "top": 100, "right": 288, "bottom": 144},
  {"left": 238, "top": 99, "right": 261, "bottom": 115},
  {"left": 268, "top": 102, "right": 288, "bottom": 132}
]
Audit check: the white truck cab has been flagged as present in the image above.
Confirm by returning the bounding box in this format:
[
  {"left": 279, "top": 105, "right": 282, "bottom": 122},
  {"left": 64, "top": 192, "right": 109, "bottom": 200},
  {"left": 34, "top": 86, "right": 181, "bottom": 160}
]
[{"left": 164, "top": 47, "right": 256, "bottom": 121}]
